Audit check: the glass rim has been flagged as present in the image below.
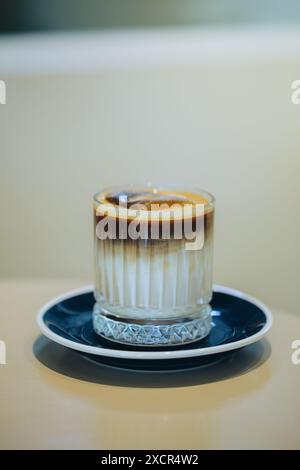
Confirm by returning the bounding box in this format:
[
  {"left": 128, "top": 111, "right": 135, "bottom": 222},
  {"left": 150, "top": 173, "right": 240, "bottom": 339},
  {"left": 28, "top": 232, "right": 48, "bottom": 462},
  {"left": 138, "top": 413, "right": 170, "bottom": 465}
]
[{"left": 93, "top": 184, "right": 215, "bottom": 207}]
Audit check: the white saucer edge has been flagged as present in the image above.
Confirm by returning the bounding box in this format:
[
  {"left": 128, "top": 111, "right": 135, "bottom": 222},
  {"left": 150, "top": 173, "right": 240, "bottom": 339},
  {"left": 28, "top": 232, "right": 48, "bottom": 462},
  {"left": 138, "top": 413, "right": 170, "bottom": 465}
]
[{"left": 36, "top": 284, "right": 273, "bottom": 360}]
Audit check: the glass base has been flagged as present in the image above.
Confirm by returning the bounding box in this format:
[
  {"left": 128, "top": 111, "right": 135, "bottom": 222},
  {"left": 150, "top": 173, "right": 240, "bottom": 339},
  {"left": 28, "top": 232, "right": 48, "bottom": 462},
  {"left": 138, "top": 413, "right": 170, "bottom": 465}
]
[{"left": 93, "top": 304, "right": 212, "bottom": 347}]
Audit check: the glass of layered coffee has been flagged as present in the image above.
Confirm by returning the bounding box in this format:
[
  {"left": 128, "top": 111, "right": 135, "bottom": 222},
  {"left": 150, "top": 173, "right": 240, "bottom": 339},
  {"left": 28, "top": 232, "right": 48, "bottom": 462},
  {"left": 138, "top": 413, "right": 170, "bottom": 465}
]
[{"left": 93, "top": 185, "right": 215, "bottom": 346}]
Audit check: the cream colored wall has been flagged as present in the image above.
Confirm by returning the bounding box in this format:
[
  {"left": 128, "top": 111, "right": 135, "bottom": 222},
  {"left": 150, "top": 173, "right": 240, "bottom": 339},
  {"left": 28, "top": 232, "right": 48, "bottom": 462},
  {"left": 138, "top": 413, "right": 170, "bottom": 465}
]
[{"left": 0, "top": 29, "right": 299, "bottom": 314}]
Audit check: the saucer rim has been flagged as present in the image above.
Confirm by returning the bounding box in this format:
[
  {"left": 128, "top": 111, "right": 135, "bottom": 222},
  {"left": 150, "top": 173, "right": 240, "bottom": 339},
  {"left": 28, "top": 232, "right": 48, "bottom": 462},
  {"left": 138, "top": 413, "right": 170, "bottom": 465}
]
[{"left": 37, "top": 284, "right": 273, "bottom": 360}]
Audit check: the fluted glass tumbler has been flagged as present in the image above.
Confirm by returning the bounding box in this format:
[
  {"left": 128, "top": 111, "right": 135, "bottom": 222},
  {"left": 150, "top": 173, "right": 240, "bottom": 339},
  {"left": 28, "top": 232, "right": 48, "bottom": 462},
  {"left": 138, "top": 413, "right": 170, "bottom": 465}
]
[{"left": 93, "top": 185, "right": 215, "bottom": 346}]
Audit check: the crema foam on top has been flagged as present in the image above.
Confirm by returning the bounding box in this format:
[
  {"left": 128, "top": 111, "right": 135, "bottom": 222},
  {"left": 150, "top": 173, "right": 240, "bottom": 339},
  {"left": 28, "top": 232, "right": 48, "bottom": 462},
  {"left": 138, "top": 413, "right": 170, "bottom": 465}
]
[{"left": 94, "top": 187, "right": 212, "bottom": 222}]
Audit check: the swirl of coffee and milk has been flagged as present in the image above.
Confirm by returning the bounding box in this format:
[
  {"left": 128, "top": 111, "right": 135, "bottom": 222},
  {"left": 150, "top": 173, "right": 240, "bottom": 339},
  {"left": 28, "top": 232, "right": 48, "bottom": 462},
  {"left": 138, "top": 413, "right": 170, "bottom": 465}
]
[{"left": 93, "top": 186, "right": 214, "bottom": 315}]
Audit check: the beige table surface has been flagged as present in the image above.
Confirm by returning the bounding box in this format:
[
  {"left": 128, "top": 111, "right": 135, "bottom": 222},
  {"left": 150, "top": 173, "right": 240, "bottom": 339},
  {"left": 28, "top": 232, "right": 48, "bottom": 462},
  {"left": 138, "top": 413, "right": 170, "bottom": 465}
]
[{"left": 0, "top": 279, "right": 300, "bottom": 450}]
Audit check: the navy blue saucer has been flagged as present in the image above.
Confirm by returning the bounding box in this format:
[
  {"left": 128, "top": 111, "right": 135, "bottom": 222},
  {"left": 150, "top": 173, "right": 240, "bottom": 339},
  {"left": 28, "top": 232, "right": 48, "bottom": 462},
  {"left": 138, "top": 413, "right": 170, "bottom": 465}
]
[{"left": 38, "top": 286, "right": 272, "bottom": 371}]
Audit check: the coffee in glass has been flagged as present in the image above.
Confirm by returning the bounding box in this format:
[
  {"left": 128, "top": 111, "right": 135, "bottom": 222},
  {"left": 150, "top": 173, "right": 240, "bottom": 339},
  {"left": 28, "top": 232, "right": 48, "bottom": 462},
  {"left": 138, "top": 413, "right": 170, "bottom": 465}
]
[{"left": 93, "top": 185, "right": 214, "bottom": 346}]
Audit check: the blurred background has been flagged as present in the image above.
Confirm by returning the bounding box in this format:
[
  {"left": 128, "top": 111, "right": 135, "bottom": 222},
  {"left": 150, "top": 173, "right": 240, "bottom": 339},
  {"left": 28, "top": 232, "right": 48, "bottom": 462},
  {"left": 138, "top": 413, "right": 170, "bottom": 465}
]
[
  {"left": 0, "top": 1, "right": 299, "bottom": 314},
  {"left": 2, "top": 0, "right": 300, "bottom": 32}
]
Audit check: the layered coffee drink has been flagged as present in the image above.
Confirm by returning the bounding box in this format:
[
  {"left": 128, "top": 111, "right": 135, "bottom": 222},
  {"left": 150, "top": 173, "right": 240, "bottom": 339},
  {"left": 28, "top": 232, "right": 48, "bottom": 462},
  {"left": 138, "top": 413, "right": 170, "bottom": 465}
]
[{"left": 93, "top": 185, "right": 215, "bottom": 346}]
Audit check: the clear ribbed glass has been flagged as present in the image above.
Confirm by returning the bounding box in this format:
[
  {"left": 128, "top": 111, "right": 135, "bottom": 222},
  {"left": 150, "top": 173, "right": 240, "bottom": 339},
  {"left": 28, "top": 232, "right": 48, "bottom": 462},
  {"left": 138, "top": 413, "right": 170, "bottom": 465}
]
[{"left": 93, "top": 185, "right": 215, "bottom": 346}]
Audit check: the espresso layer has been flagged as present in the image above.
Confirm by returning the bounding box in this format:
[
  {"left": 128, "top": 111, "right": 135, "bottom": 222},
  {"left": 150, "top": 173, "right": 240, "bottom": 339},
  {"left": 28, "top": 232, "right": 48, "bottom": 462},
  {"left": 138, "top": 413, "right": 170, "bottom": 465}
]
[
  {"left": 94, "top": 188, "right": 212, "bottom": 218},
  {"left": 94, "top": 211, "right": 213, "bottom": 242},
  {"left": 102, "top": 188, "right": 208, "bottom": 209},
  {"left": 94, "top": 187, "right": 214, "bottom": 241}
]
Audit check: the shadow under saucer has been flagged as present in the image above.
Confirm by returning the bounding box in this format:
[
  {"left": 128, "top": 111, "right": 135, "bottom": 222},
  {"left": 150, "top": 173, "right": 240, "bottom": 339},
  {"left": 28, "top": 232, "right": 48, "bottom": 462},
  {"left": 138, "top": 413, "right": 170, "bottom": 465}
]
[{"left": 33, "top": 335, "right": 271, "bottom": 388}]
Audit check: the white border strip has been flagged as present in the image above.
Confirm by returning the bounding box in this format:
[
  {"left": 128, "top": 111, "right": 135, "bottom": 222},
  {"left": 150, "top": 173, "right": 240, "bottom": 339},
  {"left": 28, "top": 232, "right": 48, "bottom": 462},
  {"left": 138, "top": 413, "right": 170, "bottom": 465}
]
[
  {"left": 37, "top": 284, "right": 273, "bottom": 360},
  {"left": 1, "top": 27, "right": 300, "bottom": 75}
]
